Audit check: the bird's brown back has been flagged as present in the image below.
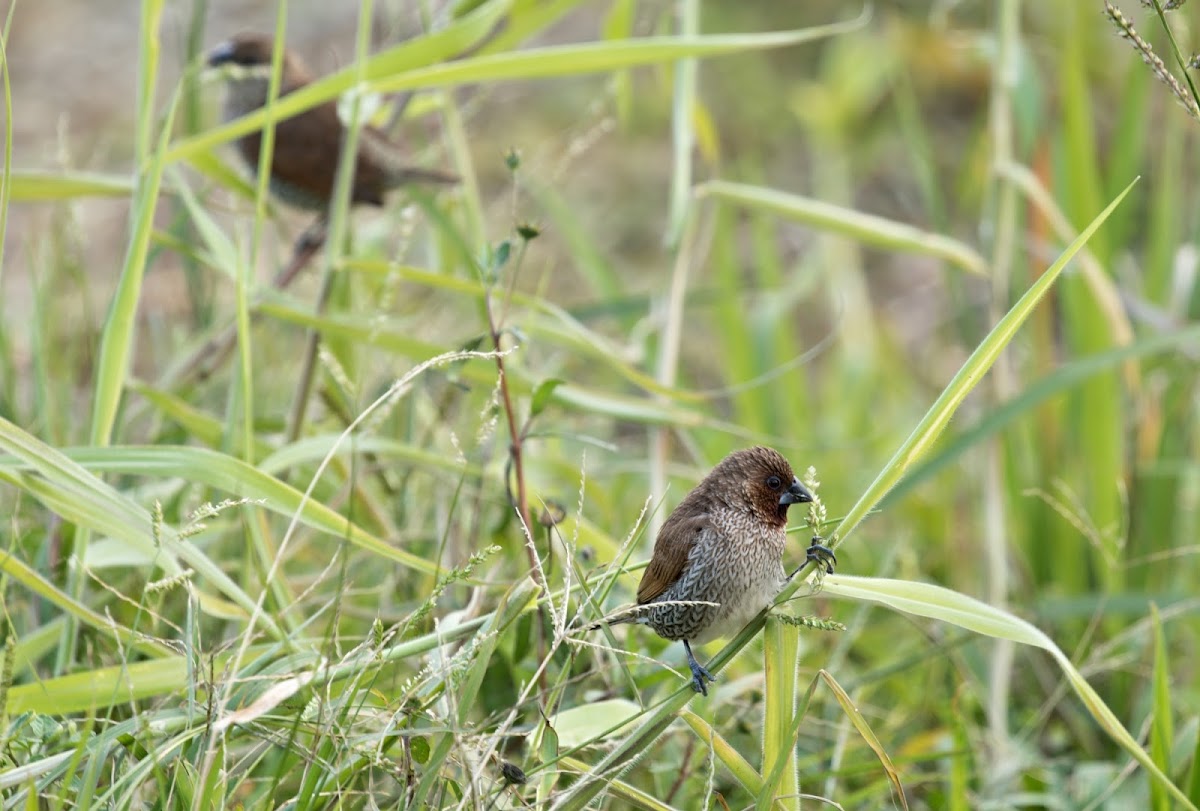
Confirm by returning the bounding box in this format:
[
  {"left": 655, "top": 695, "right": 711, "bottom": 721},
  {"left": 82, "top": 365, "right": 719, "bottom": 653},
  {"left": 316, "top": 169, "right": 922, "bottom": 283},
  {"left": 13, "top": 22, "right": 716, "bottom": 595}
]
[{"left": 236, "top": 106, "right": 391, "bottom": 208}]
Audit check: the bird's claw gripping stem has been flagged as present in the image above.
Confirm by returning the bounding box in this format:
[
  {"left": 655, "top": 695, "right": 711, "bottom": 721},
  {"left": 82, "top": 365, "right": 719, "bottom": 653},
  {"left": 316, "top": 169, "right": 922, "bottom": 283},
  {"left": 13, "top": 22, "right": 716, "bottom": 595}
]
[
  {"left": 683, "top": 640, "right": 715, "bottom": 696},
  {"left": 786, "top": 536, "right": 838, "bottom": 581},
  {"left": 806, "top": 536, "right": 837, "bottom": 575}
]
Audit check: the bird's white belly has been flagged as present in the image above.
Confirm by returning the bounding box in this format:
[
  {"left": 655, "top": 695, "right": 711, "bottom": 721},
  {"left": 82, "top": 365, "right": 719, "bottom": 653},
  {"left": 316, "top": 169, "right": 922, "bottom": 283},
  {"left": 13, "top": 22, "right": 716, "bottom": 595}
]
[{"left": 691, "top": 567, "right": 782, "bottom": 644}]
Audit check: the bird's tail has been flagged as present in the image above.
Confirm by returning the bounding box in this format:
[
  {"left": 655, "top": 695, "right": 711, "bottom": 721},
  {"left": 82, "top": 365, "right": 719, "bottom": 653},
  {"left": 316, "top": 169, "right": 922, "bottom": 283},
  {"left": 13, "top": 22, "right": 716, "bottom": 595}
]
[
  {"left": 586, "top": 610, "right": 645, "bottom": 632},
  {"left": 387, "top": 166, "right": 460, "bottom": 187},
  {"left": 358, "top": 127, "right": 460, "bottom": 189}
]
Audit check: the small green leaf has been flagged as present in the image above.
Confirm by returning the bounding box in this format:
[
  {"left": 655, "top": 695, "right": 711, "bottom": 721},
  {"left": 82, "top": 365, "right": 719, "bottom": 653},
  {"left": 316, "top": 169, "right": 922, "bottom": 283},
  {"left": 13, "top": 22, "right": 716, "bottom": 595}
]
[
  {"left": 410, "top": 735, "right": 430, "bottom": 765},
  {"left": 493, "top": 239, "right": 512, "bottom": 272},
  {"left": 530, "top": 378, "right": 565, "bottom": 418},
  {"left": 537, "top": 721, "right": 559, "bottom": 803}
]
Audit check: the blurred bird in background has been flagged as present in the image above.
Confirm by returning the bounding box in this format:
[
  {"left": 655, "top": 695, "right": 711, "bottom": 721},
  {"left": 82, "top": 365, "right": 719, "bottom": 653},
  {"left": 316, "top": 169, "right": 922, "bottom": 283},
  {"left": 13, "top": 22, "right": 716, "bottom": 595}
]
[{"left": 206, "top": 33, "right": 457, "bottom": 244}]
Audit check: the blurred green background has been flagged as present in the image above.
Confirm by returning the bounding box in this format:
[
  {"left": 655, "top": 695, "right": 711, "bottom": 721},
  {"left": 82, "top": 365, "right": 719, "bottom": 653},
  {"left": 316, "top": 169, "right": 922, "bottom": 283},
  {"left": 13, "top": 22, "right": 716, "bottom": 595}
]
[{"left": 0, "top": 1, "right": 1198, "bottom": 808}]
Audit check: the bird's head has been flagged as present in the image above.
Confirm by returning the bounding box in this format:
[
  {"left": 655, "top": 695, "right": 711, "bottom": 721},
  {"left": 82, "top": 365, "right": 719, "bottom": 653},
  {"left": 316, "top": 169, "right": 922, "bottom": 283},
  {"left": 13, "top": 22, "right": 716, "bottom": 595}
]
[
  {"left": 207, "top": 34, "right": 278, "bottom": 69},
  {"left": 711, "top": 446, "right": 813, "bottom": 527},
  {"left": 207, "top": 34, "right": 312, "bottom": 110}
]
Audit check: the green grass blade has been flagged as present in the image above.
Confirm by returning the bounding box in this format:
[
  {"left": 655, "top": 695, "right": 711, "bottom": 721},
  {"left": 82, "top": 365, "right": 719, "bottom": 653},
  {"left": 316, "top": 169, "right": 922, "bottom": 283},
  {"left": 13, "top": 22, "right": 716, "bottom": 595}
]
[
  {"left": 822, "top": 575, "right": 1196, "bottom": 811},
  {"left": 759, "top": 616, "right": 799, "bottom": 811},
  {"left": 1150, "top": 604, "right": 1173, "bottom": 811},
  {"left": 679, "top": 709, "right": 773, "bottom": 802},
  {"left": 0, "top": 444, "right": 443, "bottom": 576},
  {"left": 0, "top": 7, "right": 12, "bottom": 288},
  {"left": 166, "top": 0, "right": 514, "bottom": 164},
  {"left": 698, "top": 180, "right": 989, "bottom": 276},
  {"left": 0, "top": 553, "right": 174, "bottom": 659},
  {"left": 0, "top": 416, "right": 180, "bottom": 571},
  {"left": 167, "top": 13, "right": 868, "bottom": 167},
  {"left": 665, "top": 0, "right": 698, "bottom": 248},
  {"left": 817, "top": 670, "right": 908, "bottom": 810},
  {"left": 90, "top": 6, "right": 174, "bottom": 447},
  {"left": 832, "top": 178, "right": 1137, "bottom": 547},
  {"left": 6, "top": 657, "right": 188, "bottom": 716},
  {"left": 882, "top": 324, "right": 1200, "bottom": 506},
  {"left": 2, "top": 171, "right": 137, "bottom": 200}
]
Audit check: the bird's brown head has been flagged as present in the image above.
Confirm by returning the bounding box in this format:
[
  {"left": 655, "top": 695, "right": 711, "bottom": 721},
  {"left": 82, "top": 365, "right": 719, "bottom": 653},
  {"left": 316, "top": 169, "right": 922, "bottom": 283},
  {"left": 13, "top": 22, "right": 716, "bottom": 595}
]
[
  {"left": 706, "top": 446, "right": 812, "bottom": 528},
  {"left": 207, "top": 34, "right": 312, "bottom": 113},
  {"left": 207, "top": 34, "right": 278, "bottom": 69}
]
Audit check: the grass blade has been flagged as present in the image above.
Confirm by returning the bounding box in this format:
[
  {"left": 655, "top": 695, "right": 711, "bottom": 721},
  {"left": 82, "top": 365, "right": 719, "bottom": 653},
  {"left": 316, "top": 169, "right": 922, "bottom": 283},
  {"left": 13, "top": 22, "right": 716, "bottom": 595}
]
[{"left": 831, "top": 178, "right": 1137, "bottom": 548}]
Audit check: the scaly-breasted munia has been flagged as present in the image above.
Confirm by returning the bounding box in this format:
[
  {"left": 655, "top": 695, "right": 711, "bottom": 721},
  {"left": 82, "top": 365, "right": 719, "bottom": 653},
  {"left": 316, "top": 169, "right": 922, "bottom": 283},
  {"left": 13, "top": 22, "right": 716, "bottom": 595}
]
[
  {"left": 599, "top": 446, "right": 836, "bottom": 695},
  {"left": 206, "top": 33, "right": 457, "bottom": 214}
]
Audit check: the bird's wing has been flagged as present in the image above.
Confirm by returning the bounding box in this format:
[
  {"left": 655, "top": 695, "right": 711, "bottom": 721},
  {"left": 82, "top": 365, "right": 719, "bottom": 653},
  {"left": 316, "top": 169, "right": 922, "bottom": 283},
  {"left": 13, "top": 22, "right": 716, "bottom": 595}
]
[
  {"left": 636, "top": 512, "right": 710, "bottom": 604},
  {"left": 268, "top": 114, "right": 390, "bottom": 206},
  {"left": 239, "top": 104, "right": 351, "bottom": 205}
]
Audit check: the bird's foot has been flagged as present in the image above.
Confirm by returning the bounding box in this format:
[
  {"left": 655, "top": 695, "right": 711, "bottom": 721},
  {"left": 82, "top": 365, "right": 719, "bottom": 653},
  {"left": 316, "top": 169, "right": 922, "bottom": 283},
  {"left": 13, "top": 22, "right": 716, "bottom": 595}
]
[
  {"left": 295, "top": 218, "right": 328, "bottom": 254},
  {"left": 683, "top": 640, "right": 715, "bottom": 696},
  {"left": 785, "top": 536, "right": 838, "bottom": 581},
  {"left": 806, "top": 536, "right": 837, "bottom": 575},
  {"left": 688, "top": 660, "right": 715, "bottom": 695}
]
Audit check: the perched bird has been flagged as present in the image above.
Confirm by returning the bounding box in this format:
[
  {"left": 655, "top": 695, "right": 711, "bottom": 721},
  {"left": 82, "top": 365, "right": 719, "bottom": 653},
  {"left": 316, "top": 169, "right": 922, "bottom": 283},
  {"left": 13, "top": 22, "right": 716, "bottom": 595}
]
[
  {"left": 596, "top": 446, "right": 836, "bottom": 695},
  {"left": 206, "top": 33, "right": 457, "bottom": 216}
]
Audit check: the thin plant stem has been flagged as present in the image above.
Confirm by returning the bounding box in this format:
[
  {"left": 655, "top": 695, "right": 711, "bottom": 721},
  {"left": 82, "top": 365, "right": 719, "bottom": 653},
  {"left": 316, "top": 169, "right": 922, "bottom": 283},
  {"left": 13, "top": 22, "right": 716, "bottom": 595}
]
[{"left": 983, "top": 0, "right": 1020, "bottom": 769}]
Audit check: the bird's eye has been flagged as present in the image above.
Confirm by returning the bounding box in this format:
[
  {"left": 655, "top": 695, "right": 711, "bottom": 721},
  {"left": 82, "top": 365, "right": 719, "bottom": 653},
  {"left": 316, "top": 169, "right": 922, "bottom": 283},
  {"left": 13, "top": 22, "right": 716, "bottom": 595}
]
[{"left": 766, "top": 475, "right": 782, "bottom": 490}]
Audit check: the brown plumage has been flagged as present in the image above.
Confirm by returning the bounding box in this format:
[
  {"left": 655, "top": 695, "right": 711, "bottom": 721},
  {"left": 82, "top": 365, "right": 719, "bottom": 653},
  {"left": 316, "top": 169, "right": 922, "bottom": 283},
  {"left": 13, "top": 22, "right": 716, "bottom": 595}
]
[
  {"left": 206, "top": 34, "right": 457, "bottom": 213},
  {"left": 598, "top": 446, "right": 835, "bottom": 695}
]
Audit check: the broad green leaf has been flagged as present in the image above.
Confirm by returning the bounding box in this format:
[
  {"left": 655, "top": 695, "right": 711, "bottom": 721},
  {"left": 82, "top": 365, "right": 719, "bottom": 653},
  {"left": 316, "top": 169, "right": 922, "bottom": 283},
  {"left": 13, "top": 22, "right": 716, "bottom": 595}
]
[
  {"left": 547, "top": 699, "right": 641, "bottom": 749},
  {"left": 530, "top": 378, "right": 565, "bottom": 418},
  {"left": 7, "top": 656, "right": 188, "bottom": 715},
  {"left": 822, "top": 575, "right": 1196, "bottom": 811}
]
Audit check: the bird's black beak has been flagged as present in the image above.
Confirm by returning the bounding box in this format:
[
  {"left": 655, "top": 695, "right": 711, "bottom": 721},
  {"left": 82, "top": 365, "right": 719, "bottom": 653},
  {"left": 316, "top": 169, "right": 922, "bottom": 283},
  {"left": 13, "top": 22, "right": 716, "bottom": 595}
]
[
  {"left": 207, "top": 41, "right": 236, "bottom": 68},
  {"left": 778, "top": 478, "right": 814, "bottom": 506}
]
